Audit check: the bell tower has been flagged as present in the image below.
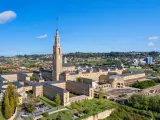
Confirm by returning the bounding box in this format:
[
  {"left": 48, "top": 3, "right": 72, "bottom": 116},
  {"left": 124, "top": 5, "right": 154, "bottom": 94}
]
[{"left": 52, "top": 29, "right": 62, "bottom": 81}]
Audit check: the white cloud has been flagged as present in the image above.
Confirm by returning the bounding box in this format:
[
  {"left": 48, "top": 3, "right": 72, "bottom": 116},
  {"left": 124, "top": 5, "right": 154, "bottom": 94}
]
[
  {"left": 36, "top": 34, "right": 48, "bottom": 39},
  {"left": 148, "top": 36, "right": 159, "bottom": 40},
  {"left": 148, "top": 42, "right": 155, "bottom": 46},
  {"left": 0, "top": 10, "right": 17, "bottom": 24}
]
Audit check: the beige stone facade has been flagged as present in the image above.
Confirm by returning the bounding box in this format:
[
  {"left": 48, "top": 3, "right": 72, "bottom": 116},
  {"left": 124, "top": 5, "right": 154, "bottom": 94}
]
[
  {"left": 51, "top": 29, "right": 76, "bottom": 81},
  {"left": 62, "top": 68, "right": 124, "bottom": 82},
  {"left": 123, "top": 72, "right": 146, "bottom": 84},
  {"left": 66, "top": 81, "right": 94, "bottom": 98},
  {"left": 33, "top": 85, "right": 43, "bottom": 97},
  {"left": 43, "top": 83, "right": 70, "bottom": 106},
  {"left": 109, "top": 75, "right": 124, "bottom": 88},
  {"left": 18, "top": 79, "right": 94, "bottom": 106},
  {"left": 99, "top": 72, "right": 146, "bottom": 88},
  {"left": 24, "top": 86, "right": 33, "bottom": 91},
  {"left": 47, "top": 29, "right": 127, "bottom": 87},
  {"left": 42, "top": 81, "right": 94, "bottom": 106},
  {"left": 62, "top": 65, "right": 75, "bottom": 72}
]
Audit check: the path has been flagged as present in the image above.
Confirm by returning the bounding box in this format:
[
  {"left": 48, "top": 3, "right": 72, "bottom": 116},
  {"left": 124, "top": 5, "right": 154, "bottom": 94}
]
[{"left": 34, "top": 108, "right": 69, "bottom": 120}]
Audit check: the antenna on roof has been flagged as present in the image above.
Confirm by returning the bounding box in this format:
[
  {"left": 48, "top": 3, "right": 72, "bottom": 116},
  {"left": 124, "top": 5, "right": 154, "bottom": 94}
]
[{"left": 56, "top": 17, "right": 59, "bottom": 30}]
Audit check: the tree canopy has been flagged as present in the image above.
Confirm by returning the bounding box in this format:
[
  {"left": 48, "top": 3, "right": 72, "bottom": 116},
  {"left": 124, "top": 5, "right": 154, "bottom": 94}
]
[{"left": 3, "top": 83, "right": 19, "bottom": 119}]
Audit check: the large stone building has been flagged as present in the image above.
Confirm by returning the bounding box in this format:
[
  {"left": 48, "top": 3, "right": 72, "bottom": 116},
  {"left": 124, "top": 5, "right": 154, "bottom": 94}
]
[
  {"left": 14, "top": 79, "right": 93, "bottom": 106},
  {"left": 0, "top": 28, "right": 147, "bottom": 107},
  {"left": 35, "top": 29, "right": 146, "bottom": 91},
  {"left": 49, "top": 29, "right": 76, "bottom": 81},
  {"left": 98, "top": 72, "right": 146, "bottom": 89},
  {"left": 39, "top": 29, "right": 125, "bottom": 82}
]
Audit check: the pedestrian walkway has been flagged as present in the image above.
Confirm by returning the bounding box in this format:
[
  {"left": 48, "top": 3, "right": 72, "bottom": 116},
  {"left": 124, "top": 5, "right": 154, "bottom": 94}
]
[{"left": 34, "top": 108, "right": 69, "bottom": 120}]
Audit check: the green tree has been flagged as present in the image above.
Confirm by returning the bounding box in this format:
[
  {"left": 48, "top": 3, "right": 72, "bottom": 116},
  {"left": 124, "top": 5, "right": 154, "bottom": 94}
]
[
  {"left": 148, "top": 96, "right": 160, "bottom": 113},
  {"left": 130, "top": 95, "right": 148, "bottom": 110},
  {"left": 42, "top": 112, "right": 49, "bottom": 118},
  {"left": 6, "top": 83, "right": 19, "bottom": 107},
  {"left": 98, "top": 88, "right": 104, "bottom": 104},
  {"left": 30, "top": 76, "right": 39, "bottom": 81},
  {"left": 9, "top": 96, "right": 15, "bottom": 115},
  {"left": 76, "top": 77, "right": 83, "bottom": 83},
  {"left": 2, "top": 83, "right": 19, "bottom": 119},
  {"left": 56, "top": 111, "right": 72, "bottom": 120},
  {"left": 3, "top": 91, "right": 11, "bottom": 119},
  {"left": 55, "top": 94, "right": 61, "bottom": 109},
  {"left": 26, "top": 101, "right": 36, "bottom": 113},
  {"left": 14, "top": 91, "right": 19, "bottom": 107}
]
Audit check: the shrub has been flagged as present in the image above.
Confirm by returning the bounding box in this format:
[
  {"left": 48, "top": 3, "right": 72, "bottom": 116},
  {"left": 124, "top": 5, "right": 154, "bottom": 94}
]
[
  {"left": 42, "top": 112, "right": 49, "bottom": 118},
  {"left": 129, "top": 94, "right": 160, "bottom": 113},
  {"left": 132, "top": 80, "right": 156, "bottom": 89}
]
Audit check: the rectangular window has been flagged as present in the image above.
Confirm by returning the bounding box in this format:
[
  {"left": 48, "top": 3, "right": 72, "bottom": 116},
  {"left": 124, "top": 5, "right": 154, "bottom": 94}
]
[{"left": 59, "top": 48, "right": 60, "bottom": 54}]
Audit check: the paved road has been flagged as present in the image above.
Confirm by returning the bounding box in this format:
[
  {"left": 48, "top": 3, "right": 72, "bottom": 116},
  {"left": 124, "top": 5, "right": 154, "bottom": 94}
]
[
  {"left": 16, "top": 111, "right": 25, "bottom": 120},
  {"left": 143, "top": 84, "right": 160, "bottom": 92}
]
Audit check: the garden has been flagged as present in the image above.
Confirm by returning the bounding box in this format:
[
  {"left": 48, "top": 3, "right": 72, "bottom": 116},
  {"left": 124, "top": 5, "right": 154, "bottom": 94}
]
[{"left": 70, "top": 98, "right": 117, "bottom": 119}]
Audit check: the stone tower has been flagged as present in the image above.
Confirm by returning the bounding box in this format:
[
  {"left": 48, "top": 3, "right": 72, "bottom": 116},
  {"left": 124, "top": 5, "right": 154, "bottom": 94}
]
[
  {"left": 52, "top": 29, "right": 62, "bottom": 81},
  {"left": 64, "top": 57, "right": 68, "bottom": 64}
]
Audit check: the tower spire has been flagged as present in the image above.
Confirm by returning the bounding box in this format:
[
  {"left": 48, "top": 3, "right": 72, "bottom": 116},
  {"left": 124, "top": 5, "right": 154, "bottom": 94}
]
[
  {"left": 55, "top": 29, "right": 60, "bottom": 46},
  {"left": 54, "top": 17, "right": 60, "bottom": 46}
]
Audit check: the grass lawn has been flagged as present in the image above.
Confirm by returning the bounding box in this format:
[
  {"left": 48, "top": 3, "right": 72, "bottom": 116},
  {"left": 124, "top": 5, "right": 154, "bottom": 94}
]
[
  {"left": 71, "top": 98, "right": 117, "bottom": 119},
  {"left": 40, "top": 110, "right": 72, "bottom": 120},
  {"left": 126, "top": 68, "right": 144, "bottom": 72},
  {"left": 40, "top": 99, "right": 53, "bottom": 108},
  {"left": 0, "top": 112, "right": 5, "bottom": 120},
  {"left": 40, "top": 96, "right": 56, "bottom": 108},
  {"left": 69, "top": 93, "right": 77, "bottom": 98},
  {"left": 41, "top": 96, "right": 55, "bottom": 105},
  {"left": 0, "top": 102, "right": 5, "bottom": 120}
]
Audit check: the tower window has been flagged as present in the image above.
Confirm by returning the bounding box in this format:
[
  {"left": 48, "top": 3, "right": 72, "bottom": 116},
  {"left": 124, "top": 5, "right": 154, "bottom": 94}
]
[{"left": 59, "top": 48, "right": 60, "bottom": 54}]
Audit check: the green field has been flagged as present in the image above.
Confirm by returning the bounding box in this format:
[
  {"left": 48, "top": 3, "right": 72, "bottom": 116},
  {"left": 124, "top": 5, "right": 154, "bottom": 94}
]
[
  {"left": 0, "top": 112, "right": 5, "bottom": 120},
  {"left": 0, "top": 102, "right": 5, "bottom": 120},
  {"left": 40, "top": 110, "right": 72, "bottom": 120},
  {"left": 126, "top": 68, "right": 144, "bottom": 72},
  {"left": 69, "top": 93, "right": 77, "bottom": 98},
  {"left": 40, "top": 96, "right": 56, "bottom": 108}
]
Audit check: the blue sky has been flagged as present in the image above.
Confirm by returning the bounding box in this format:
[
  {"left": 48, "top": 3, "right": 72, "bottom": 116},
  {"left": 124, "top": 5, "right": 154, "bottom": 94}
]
[{"left": 0, "top": 0, "right": 160, "bottom": 56}]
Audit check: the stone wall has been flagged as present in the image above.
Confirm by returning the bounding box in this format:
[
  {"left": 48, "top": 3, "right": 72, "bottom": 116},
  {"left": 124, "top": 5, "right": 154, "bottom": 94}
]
[{"left": 82, "top": 109, "right": 114, "bottom": 120}]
